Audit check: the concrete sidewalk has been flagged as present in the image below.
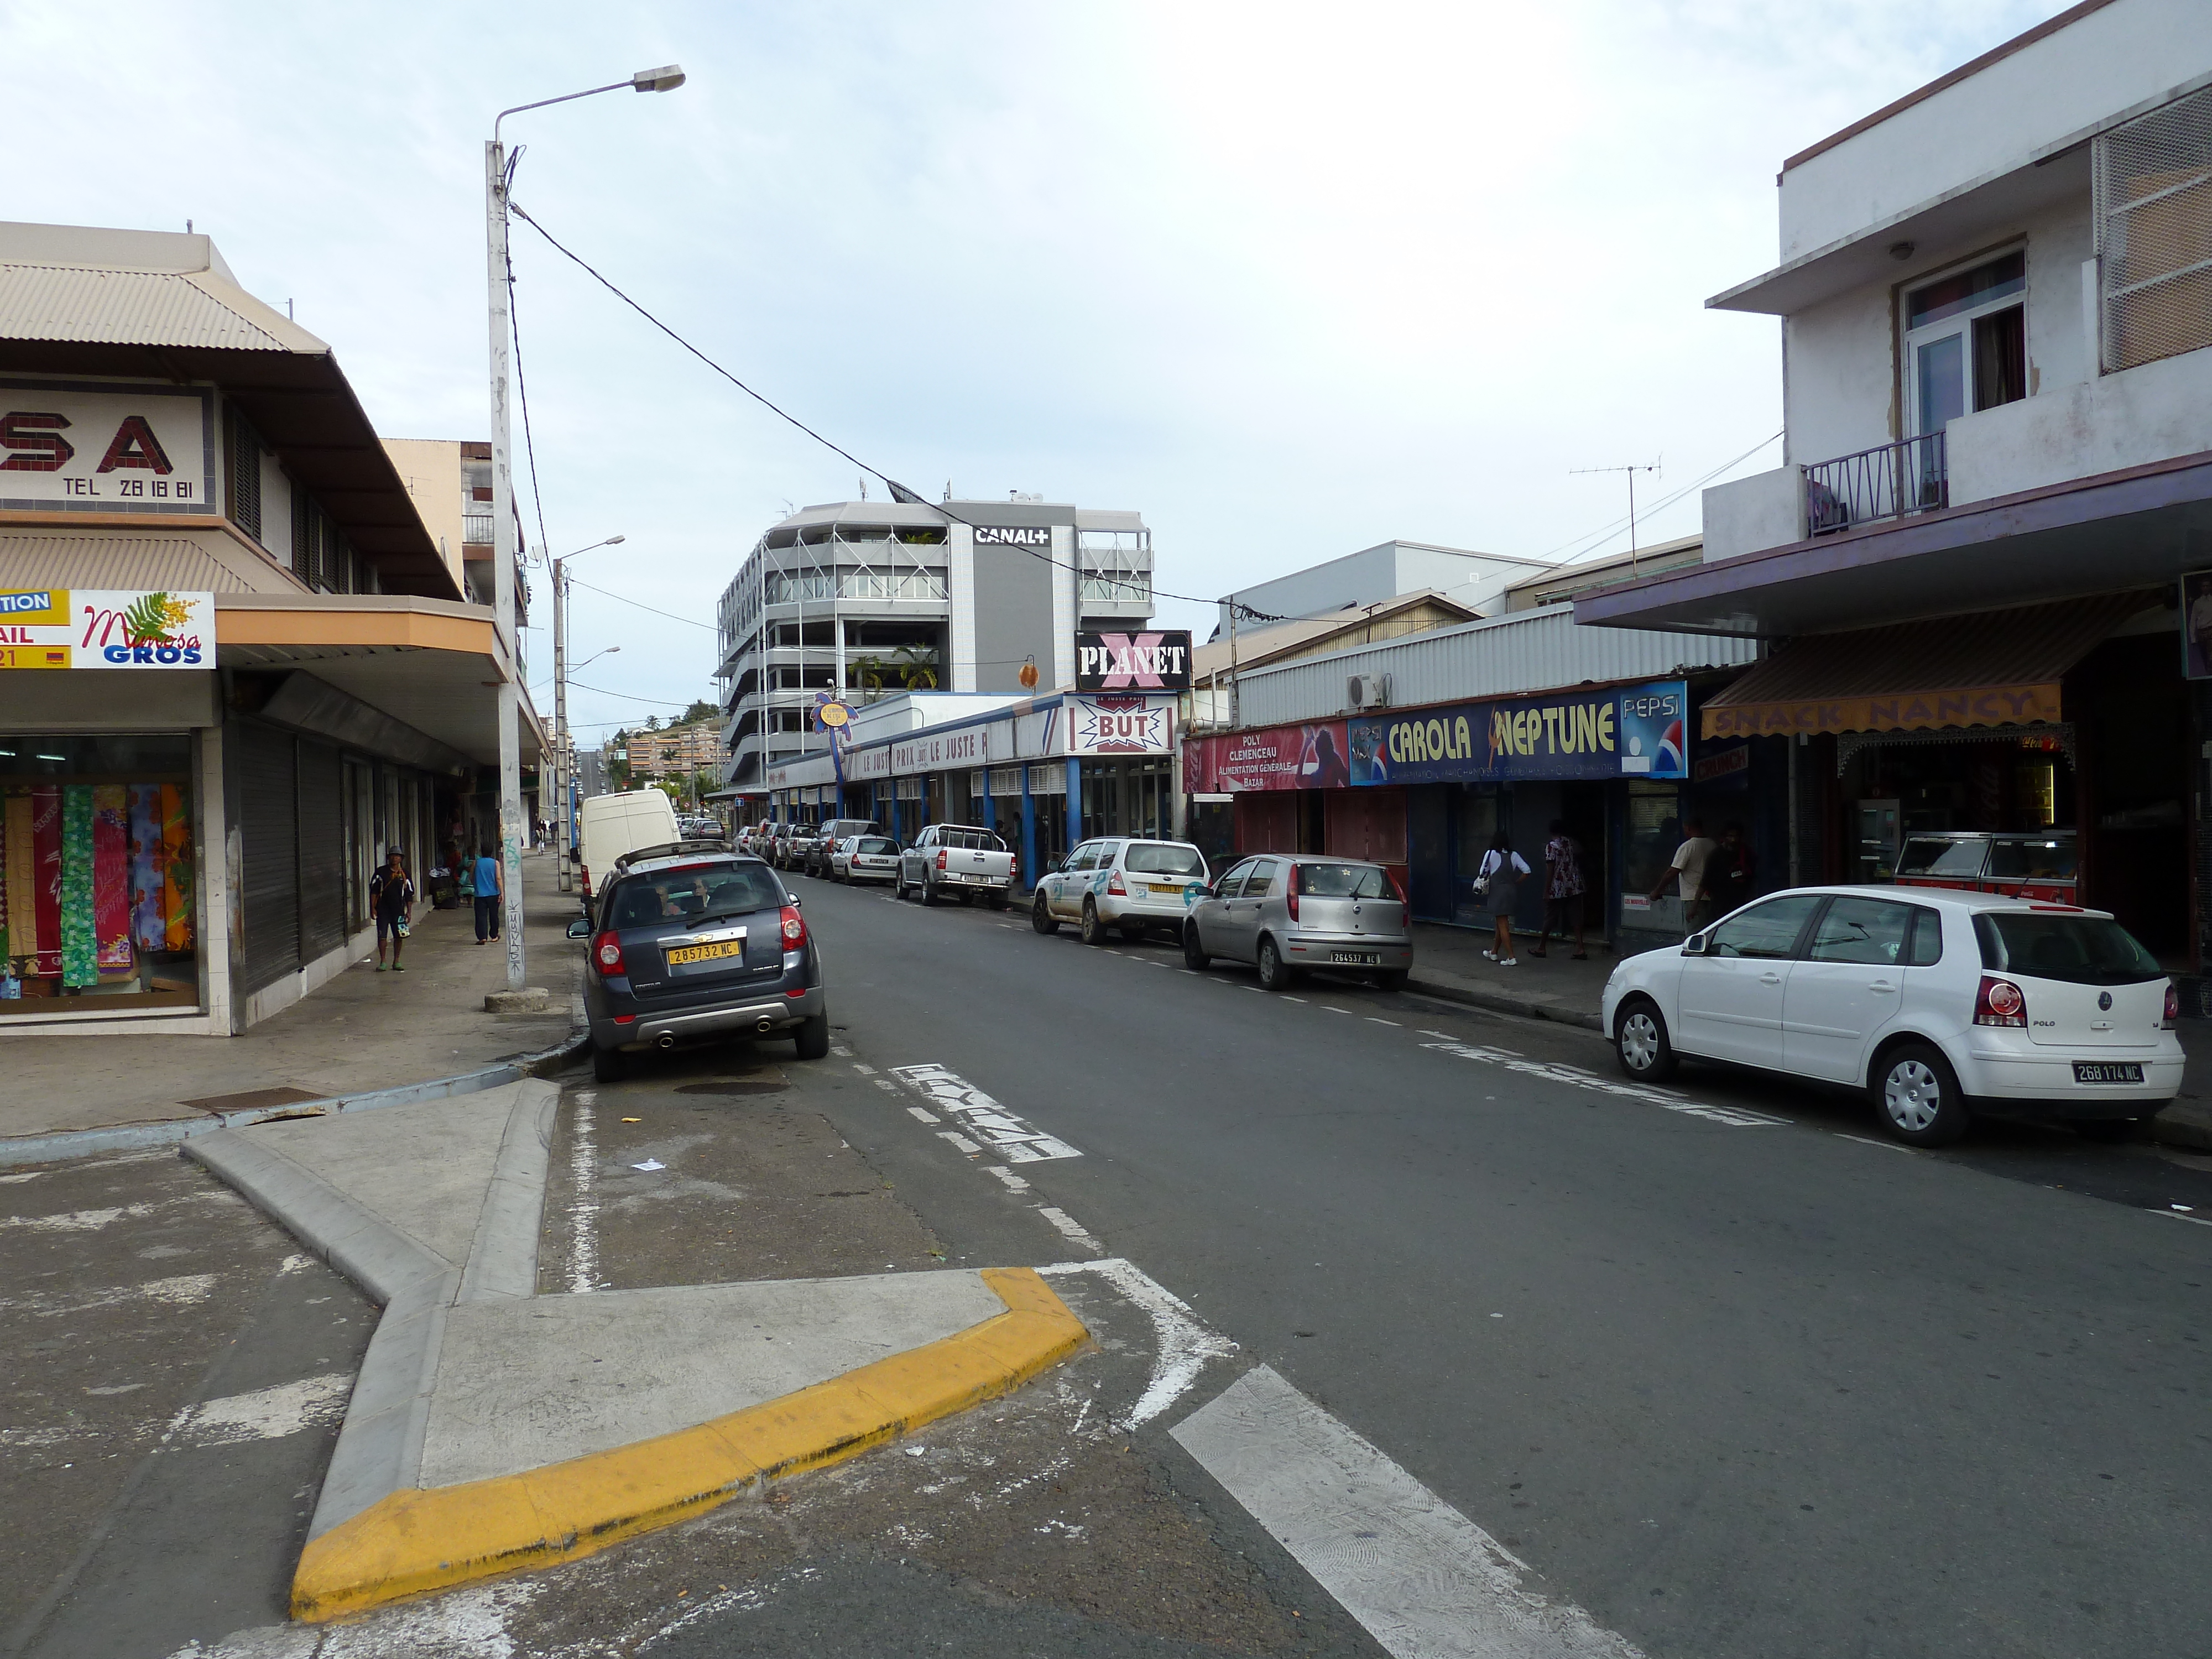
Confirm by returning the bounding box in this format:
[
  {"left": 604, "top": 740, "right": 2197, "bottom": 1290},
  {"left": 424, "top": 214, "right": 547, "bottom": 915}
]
[
  {"left": 183, "top": 1078, "right": 1088, "bottom": 1620},
  {"left": 0, "top": 852, "right": 582, "bottom": 1153},
  {"left": 1403, "top": 917, "right": 2212, "bottom": 1150}
]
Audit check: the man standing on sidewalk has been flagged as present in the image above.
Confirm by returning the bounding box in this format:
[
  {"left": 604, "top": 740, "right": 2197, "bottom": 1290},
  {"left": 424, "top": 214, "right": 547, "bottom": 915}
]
[
  {"left": 370, "top": 847, "right": 414, "bottom": 972},
  {"left": 1647, "top": 818, "right": 1718, "bottom": 937},
  {"left": 473, "top": 842, "right": 502, "bottom": 946}
]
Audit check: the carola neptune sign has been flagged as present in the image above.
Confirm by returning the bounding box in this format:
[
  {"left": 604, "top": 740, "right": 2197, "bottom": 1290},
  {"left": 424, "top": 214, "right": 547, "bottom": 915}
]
[{"left": 1348, "top": 680, "right": 1688, "bottom": 784}]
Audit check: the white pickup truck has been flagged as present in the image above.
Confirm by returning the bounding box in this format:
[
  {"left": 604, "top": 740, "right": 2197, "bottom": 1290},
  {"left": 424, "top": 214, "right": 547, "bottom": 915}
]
[{"left": 896, "top": 823, "right": 1016, "bottom": 909}]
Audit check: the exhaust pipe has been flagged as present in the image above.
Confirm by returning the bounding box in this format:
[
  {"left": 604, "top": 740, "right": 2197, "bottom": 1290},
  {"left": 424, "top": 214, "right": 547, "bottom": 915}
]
[
  {"left": 657, "top": 1033, "right": 677, "bottom": 1051},
  {"left": 755, "top": 1015, "right": 775, "bottom": 1034}
]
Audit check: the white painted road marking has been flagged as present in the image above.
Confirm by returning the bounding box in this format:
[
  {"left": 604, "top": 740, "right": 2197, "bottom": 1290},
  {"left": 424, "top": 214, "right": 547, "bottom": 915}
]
[
  {"left": 1420, "top": 1041, "right": 1787, "bottom": 1127},
  {"left": 1834, "top": 1132, "right": 1917, "bottom": 1154},
  {"left": 1173, "top": 1366, "right": 1644, "bottom": 1659},
  {"left": 907, "top": 1105, "right": 942, "bottom": 1124},
  {"left": 1037, "top": 1206, "right": 1103, "bottom": 1252},
  {"left": 893, "top": 1063, "right": 1082, "bottom": 1161},
  {"left": 1041, "top": 1258, "right": 1237, "bottom": 1428},
  {"left": 168, "top": 1373, "right": 353, "bottom": 1448},
  {"left": 566, "top": 1090, "right": 602, "bottom": 1295}
]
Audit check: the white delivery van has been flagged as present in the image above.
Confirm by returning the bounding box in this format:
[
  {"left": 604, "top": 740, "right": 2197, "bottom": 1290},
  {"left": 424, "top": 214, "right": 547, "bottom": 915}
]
[{"left": 576, "top": 790, "right": 680, "bottom": 920}]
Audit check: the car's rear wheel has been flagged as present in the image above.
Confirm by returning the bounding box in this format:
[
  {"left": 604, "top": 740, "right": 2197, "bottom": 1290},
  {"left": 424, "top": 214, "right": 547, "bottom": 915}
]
[
  {"left": 1256, "top": 935, "right": 1297, "bottom": 991},
  {"left": 791, "top": 1012, "right": 830, "bottom": 1061},
  {"left": 1032, "top": 892, "right": 1060, "bottom": 935},
  {"left": 922, "top": 874, "right": 941, "bottom": 906},
  {"left": 1183, "top": 924, "right": 1209, "bottom": 969},
  {"left": 1872, "top": 1040, "right": 1968, "bottom": 1146},
  {"left": 1614, "top": 997, "right": 1677, "bottom": 1082},
  {"left": 1081, "top": 900, "right": 1108, "bottom": 946},
  {"left": 591, "top": 1044, "right": 627, "bottom": 1084}
]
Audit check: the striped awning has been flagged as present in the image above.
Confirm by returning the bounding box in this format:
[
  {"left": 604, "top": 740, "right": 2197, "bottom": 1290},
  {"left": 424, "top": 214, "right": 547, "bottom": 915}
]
[{"left": 1700, "top": 595, "right": 2153, "bottom": 739}]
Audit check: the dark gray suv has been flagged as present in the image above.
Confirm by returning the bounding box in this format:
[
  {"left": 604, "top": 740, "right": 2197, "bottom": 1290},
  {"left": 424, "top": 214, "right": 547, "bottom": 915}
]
[{"left": 570, "top": 849, "right": 827, "bottom": 1082}]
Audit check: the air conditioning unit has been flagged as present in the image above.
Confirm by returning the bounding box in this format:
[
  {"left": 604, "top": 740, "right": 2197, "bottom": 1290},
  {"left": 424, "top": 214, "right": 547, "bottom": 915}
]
[{"left": 1347, "top": 673, "right": 1390, "bottom": 711}]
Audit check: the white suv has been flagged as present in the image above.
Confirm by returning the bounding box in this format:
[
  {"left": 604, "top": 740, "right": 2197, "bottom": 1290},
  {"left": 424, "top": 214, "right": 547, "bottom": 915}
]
[
  {"left": 1601, "top": 886, "right": 2182, "bottom": 1146},
  {"left": 1033, "top": 837, "right": 1211, "bottom": 946}
]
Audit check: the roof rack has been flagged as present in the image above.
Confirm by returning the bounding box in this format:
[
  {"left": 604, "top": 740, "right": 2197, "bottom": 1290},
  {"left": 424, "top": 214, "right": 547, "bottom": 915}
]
[{"left": 611, "top": 839, "right": 745, "bottom": 873}]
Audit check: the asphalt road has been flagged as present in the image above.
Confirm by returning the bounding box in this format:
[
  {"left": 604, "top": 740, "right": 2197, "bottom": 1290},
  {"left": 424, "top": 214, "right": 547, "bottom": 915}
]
[{"left": 766, "top": 870, "right": 2212, "bottom": 1659}]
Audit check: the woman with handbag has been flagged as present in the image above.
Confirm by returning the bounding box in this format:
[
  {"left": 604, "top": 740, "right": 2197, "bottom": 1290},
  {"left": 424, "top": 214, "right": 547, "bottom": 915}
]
[
  {"left": 1475, "top": 831, "right": 1531, "bottom": 967},
  {"left": 369, "top": 846, "right": 415, "bottom": 973}
]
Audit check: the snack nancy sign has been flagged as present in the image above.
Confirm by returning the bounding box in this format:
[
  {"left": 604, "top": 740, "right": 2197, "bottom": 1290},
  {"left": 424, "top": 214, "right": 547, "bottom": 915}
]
[{"left": 0, "top": 591, "right": 216, "bottom": 670}]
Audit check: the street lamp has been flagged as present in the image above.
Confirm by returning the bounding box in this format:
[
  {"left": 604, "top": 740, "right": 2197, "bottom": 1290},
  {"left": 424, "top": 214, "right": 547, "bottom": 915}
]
[
  {"left": 551, "top": 536, "right": 624, "bottom": 891},
  {"left": 488, "top": 69, "right": 682, "bottom": 990}
]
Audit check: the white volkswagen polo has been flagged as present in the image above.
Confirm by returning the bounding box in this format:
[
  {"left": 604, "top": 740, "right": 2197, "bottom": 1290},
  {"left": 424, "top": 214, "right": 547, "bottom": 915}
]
[{"left": 1600, "top": 886, "right": 2182, "bottom": 1146}]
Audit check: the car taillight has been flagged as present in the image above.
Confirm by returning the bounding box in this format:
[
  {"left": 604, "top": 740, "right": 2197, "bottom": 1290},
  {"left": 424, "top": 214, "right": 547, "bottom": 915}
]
[
  {"left": 2165, "top": 982, "right": 2180, "bottom": 1029},
  {"left": 1386, "top": 868, "right": 1407, "bottom": 904},
  {"left": 1974, "top": 975, "right": 2026, "bottom": 1027},
  {"left": 592, "top": 931, "right": 625, "bottom": 977},
  {"left": 780, "top": 904, "right": 807, "bottom": 949},
  {"left": 1285, "top": 865, "right": 1300, "bottom": 922},
  {"left": 1107, "top": 870, "right": 1126, "bottom": 896},
  {"left": 936, "top": 849, "right": 948, "bottom": 870}
]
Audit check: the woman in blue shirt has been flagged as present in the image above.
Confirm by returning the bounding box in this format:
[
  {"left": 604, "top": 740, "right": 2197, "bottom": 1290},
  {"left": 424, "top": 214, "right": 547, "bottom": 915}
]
[{"left": 473, "top": 843, "right": 502, "bottom": 945}]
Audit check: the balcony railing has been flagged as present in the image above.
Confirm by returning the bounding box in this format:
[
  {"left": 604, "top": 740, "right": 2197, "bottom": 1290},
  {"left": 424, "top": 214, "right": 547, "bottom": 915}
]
[
  {"left": 463, "top": 512, "right": 494, "bottom": 545},
  {"left": 1804, "top": 431, "right": 1947, "bottom": 536}
]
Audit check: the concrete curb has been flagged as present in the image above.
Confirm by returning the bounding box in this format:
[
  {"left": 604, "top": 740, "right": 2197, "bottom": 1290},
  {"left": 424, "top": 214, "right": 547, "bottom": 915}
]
[
  {"left": 185, "top": 1081, "right": 562, "bottom": 1538},
  {"left": 0, "top": 1026, "right": 588, "bottom": 1168},
  {"left": 1404, "top": 974, "right": 1606, "bottom": 1033},
  {"left": 289, "top": 1266, "right": 1089, "bottom": 1622}
]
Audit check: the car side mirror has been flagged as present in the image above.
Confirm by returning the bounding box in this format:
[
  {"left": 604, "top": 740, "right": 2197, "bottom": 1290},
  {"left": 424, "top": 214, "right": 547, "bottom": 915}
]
[
  {"left": 565, "top": 918, "right": 592, "bottom": 940},
  {"left": 1684, "top": 932, "right": 1710, "bottom": 955}
]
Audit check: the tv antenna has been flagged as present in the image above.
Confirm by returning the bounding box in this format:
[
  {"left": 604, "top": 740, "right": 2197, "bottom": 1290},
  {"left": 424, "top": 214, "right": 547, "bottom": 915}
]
[{"left": 1569, "top": 459, "right": 1662, "bottom": 572}]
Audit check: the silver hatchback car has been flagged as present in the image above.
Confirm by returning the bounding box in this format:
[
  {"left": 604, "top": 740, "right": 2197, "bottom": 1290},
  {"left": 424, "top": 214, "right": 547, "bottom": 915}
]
[{"left": 1183, "top": 853, "right": 1412, "bottom": 992}]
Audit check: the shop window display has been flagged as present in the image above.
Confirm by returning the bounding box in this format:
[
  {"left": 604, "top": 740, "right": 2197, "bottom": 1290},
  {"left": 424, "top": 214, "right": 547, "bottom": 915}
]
[{"left": 0, "top": 735, "right": 197, "bottom": 1012}]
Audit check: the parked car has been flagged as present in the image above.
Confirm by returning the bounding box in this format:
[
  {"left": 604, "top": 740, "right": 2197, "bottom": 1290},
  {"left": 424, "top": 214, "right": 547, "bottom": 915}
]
[
  {"left": 896, "top": 823, "right": 1015, "bottom": 907},
  {"left": 806, "top": 818, "right": 882, "bottom": 878},
  {"left": 575, "top": 789, "right": 680, "bottom": 922},
  {"left": 1600, "top": 885, "right": 2182, "bottom": 1147},
  {"left": 763, "top": 822, "right": 796, "bottom": 867},
  {"left": 566, "top": 847, "right": 827, "bottom": 1083},
  {"left": 1182, "top": 854, "right": 1411, "bottom": 992},
  {"left": 832, "top": 833, "right": 901, "bottom": 884},
  {"left": 1032, "top": 837, "right": 1209, "bottom": 945},
  {"left": 780, "top": 821, "right": 827, "bottom": 872}
]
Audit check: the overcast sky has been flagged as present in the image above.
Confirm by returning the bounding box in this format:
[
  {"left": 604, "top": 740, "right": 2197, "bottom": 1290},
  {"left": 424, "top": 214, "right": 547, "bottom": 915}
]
[{"left": 6, "top": 1, "right": 2070, "bottom": 744}]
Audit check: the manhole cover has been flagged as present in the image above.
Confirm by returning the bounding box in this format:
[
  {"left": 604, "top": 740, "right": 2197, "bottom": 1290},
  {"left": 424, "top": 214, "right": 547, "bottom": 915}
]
[
  {"left": 676, "top": 1079, "right": 789, "bottom": 1096},
  {"left": 179, "top": 1084, "right": 327, "bottom": 1115}
]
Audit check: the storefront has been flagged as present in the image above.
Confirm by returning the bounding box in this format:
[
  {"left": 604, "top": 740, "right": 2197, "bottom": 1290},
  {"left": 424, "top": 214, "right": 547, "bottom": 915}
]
[
  {"left": 1184, "top": 677, "right": 1777, "bottom": 946},
  {"left": 765, "top": 690, "right": 1177, "bottom": 884}
]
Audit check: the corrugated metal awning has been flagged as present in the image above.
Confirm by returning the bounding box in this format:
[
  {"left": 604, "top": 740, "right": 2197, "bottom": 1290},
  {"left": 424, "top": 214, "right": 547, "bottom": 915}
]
[
  {"left": 0, "top": 262, "right": 325, "bottom": 352},
  {"left": 0, "top": 531, "right": 302, "bottom": 593},
  {"left": 1701, "top": 595, "right": 2151, "bottom": 739}
]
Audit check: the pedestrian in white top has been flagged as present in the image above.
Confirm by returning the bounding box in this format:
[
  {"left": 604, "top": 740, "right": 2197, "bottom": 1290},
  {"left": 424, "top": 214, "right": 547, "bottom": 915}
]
[
  {"left": 1647, "top": 818, "right": 1719, "bottom": 936},
  {"left": 1477, "top": 831, "right": 1532, "bottom": 967}
]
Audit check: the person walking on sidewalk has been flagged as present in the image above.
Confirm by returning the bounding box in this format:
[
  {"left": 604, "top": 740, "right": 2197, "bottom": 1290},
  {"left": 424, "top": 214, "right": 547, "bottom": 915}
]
[
  {"left": 473, "top": 842, "right": 502, "bottom": 945},
  {"left": 1477, "top": 831, "right": 1531, "bottom": 967},
  {"left": 369, "top": 847, "right": 414, "bottom": 972},
  {"left": 1531, "top": 819, "right": 1588, "bottom": 960},
  {"left": 1647, "top": 818, "right": 1718, "bottom": 937}
]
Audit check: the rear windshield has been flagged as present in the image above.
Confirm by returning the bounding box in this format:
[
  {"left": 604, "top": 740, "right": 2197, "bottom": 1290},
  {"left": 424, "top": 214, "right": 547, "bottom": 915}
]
[
  {"left": 1124, "top": 843, "right": 1206, "bottom": 877},
  {"left": 1974, "top": 912, "right": 2162, "bottom": 985},
  {"left": 1897, "top": 837, "right": 1986, "bottom": 878},
  {"left": 855, "top": 837, "right": 898, "bottom": 854},
  {"left": 607, "top": 865, "right": 786, "bottom": 931},
  {"left": 1985, "top": 837, "right": 2077, "bottom": 881},
  {"left": 1297, "top": 862, "right": 1392, "bottom": 899}
]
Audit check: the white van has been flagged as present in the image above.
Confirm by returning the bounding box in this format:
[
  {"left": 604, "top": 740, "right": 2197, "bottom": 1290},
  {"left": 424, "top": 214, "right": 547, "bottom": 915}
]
[{"left": 576, "top": 790, "right": 680, "bottom": 920}]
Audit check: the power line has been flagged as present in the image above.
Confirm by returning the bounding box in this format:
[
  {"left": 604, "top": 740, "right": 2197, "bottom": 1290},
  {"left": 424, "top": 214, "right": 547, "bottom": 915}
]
[
  {"left": 504, "top": 163, "right": 554, "bottom": 568},
  {"left": 566, "top": 576, "right": 718, "bottom": 630},
  {"left": 1543, "top": 431, "right": 1782, "bottom": 564},
  {"left": 566, "top": 679, "right": 709, "bottom": 706},
  {"left": 504, "top": 197, "right": 1287, "bottom": 624}
]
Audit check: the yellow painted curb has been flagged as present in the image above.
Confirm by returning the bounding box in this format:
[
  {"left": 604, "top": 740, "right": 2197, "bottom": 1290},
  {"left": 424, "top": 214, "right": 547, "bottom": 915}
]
[{"left": 291, "top": 1266, "right": 1087, "bottom": 1622}]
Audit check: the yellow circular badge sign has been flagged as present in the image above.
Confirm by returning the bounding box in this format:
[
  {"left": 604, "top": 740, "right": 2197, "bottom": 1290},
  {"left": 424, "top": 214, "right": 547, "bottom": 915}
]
[{"left": 818, "top": 700, "right": 853, "bottom": 729}]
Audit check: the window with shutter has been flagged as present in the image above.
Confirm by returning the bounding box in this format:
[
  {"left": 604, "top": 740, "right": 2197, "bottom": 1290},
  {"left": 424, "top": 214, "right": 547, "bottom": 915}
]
[
  {"left": 2095, "top": 84, "right": 2212, "bottom": 374},
  {"left": 225, "top": 406, "right": 263, "bottom": 544}
]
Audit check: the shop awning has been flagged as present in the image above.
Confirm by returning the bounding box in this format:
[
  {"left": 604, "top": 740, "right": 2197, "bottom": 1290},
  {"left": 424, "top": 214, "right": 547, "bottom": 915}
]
[{"left": 1700, "top": 595, "right": 2153, "bottom": 739}]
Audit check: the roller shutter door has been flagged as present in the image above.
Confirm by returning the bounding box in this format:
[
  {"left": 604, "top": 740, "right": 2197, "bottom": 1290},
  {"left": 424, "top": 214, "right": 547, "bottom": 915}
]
[
  {"left": 238, "top": 724, "right": 300, "bottom": 993},
  {"left": 296, "top": 740, "right": 347, "bottom": 961}
]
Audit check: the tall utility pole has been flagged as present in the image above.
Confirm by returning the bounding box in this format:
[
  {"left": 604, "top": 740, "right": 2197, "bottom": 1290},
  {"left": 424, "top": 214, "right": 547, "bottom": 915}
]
[
  {"left": 1570, "top": 460, "right": 1662, "bottom": 573},
  {"left": 551, "top": 535, "right": 625, "bottom": 891},
  {"left": 487, "top": 66, "right": 683, "bottom": 990}
]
